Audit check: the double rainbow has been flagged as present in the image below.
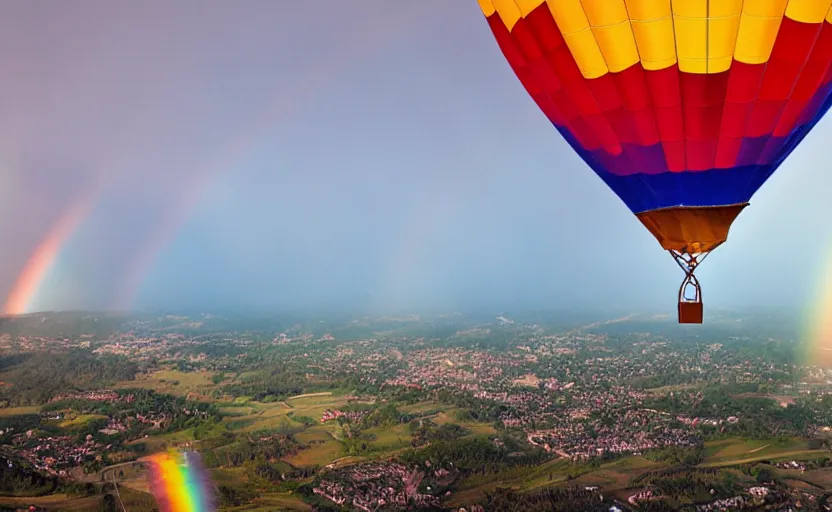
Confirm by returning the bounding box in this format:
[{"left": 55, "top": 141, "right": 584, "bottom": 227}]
[{"left": 146, "top": 451, "right": 216, "bottom": 512}]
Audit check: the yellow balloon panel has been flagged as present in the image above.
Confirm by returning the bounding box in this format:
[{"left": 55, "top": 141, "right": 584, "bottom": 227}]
[
  {"left": 592, "top": 21, "right": 640, "bottom": 73},
  {"left": 630, "top": 18, "right": 677, "bottom": 70},
  {"left": 710, "top": 0, "right": 744, "bottom": 17},
  {"left": 708, "top": 13, "right": 742, "bottom": 73},
  {"left": 580, "top": 0, "right": 628, "bottom": 26},
  {"left": 624, "top": 0, "right": 672, "bottom": 21},
  {"left": 478, "top": 0, "right": 832, "bottom": 79},
  {"left": 547, "top": 0, "right": 609, "bottom": 78},
  {"left": 562, "top": 28, "right": 608, "bottom": 79},
  {"left": 742, "top": 0, "right": 789, "bottom": 18},
  {"left": 786, "top": 0, "right": 832, "bottom": 23},
  {"left": 514, "top": 0, "right": 543, "bottom": 17},
  {"left": 546, "top": 0, "right": 589, "bottom": 35},
  {"left": 734, "top": 12, "right": 785, "bottom": 64},
  {"left": 671, "top": 0, "right": 708, "bottom": 18},
  {"left": 673, "top": 15, "right": 707, "bottom": 73},
  {"left": 477, "top": 0, "right": 496, "bottom": 17}
]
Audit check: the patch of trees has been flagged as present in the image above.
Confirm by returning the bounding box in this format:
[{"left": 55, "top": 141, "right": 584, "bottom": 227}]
[
  {"left": 249, "top": 457, "right": 314, "bottom": 483},
  {"left": 409, "top": 421, "right": 469, "bottom": 447},
  {"left": 40, "top": 388, "right": 220, "bottom": 442},
  {"left": 628, "top": 372, "right": 702, "bottom": 390},
  {"left": 204, "top": 434, "right": 298, "bottom": 468},
  {"left": 647, "top": 387, "right": 815, "bottom": 438},
  {"left": 453, "top": 409, "right": 476, "bottom": 422},
  {"left": 340, "top": 429, "right": 378, "bottom": 456},
  {"left": 0, "top": 456, "right": 59, "bottom": 496},
  {"left": 100, "top": 495, "right": 120, "bottom": 512},
  {"left": 220, "top": 368, "right": 305, "bottom": 401},
  {"left": 629, "top": 467, "right": 744, "bottom": 503},
  {"left": 44, "top": 388, "right": 215, "bottom": 417},
  {"left": 369, "top": 386, "right": 430, "bottom": 406},
  {"left": 643, "top": 444, "right": 705, "bottom": 466},
  {"left": 286, "top": 413, "right": 316, "bottom": 428},
  {"left": 484, "top": 486, "right": 617, "bottom": 512},
  {"left": 433, "top": 390, "right": 508, "bottom": 425},
  {"left": 0, "top": 351, "right": 138, "bottom": 406},
  {"left": 0, "top": 354, "right": 30, "bottom": 372},
  {"left": 217, "top": 484, "right": 258, "bottom": 507},
  {"left": 0, "top": 414, "right": 42, "bottom": 436},
  {"left": 358, "top": 404, "right": 410, "bottom": 429},
  {"left": 400, "top": 437, "right": 509, "bottom": 472}
]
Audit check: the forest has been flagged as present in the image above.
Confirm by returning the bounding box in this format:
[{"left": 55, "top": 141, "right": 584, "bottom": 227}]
[{"left": 0, "top": 351, "right": 138, "bottom": 406}]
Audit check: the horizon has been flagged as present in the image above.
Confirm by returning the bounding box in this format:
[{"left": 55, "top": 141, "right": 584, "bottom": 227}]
[{"left": 1, "top": 1, "right": 831, "bottom": 319}]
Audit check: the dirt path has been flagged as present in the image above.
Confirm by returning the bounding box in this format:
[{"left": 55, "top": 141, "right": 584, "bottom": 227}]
[
  {"left": 568, "top": 314, "right": 638, "bottom": 334},
  {"left": 287, "top": 392, "right": 333, "bottom": 401},
  {"left": 747, "top": 444, "right": 771, "bottom": 454},
  {"left": 700, "top": 450, "right": 824, "bottom": 468}
]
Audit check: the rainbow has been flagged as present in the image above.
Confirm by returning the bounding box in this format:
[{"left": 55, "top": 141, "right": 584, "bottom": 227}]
[
  {"left": 115, "top": 2, "right": 431, "bottom": 311},
  {"left": 1, "top": 191, "right": 99, "bottom": 315},
  {"left": 146, "top": 451, "right": 215, "bottom": 512},
  {"left": 804, "top": 256, "right": 832, "bottom": 367}
]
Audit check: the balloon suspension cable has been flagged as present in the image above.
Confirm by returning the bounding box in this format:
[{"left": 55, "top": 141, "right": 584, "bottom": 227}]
[{"left": 669, "top": 250, "right": 710, "bottom": 304}]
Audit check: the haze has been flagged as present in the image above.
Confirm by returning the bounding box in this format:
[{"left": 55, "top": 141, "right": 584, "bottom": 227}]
[{"left": 1, "top": 0, "right": 831, "bottom": 316}]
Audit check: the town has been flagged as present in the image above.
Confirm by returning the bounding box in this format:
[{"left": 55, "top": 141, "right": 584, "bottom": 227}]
[{"left": 0, "top": 311, "right": 829, "bottom": 510}]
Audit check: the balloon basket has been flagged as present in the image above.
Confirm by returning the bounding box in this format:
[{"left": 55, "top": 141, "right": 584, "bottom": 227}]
[{"left": 678, "top": 301, "right": 703, "bottom": 324}]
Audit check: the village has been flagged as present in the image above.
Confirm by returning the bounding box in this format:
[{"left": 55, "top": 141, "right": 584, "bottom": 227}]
[
  {"left": 313, "top": 461, "right": 445, "bottom": 512},
  {"left": 10, "top": 431, "right": 107, "bottom": 476}
]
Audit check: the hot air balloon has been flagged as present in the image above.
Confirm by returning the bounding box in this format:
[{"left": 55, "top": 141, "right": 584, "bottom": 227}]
[{"left": 477, "top": 0, "right": 832, "bottom": 323}]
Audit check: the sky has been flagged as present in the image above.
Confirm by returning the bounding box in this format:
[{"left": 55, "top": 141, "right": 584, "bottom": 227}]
[{"left": 1, "top": 1, "right": 832, "bottom": 317}]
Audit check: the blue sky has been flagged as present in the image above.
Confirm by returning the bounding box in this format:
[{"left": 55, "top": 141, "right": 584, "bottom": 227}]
[{"left": 1, "top": 1, "right": 831, "bottom": 316}]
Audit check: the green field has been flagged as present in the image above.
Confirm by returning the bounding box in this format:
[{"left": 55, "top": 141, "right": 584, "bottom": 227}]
[
  {"left": 286, "top": 392, "right": 334, "bottom": 401},
  {"left": 788, "top": 467, "right": 832, "bottom": 488},
  {"left": 0, "top": 405, "right": 40, "bottom": 417},
  {"left": 125, "top": 423, "right": 226, "bottom": 453},
  {"left": 448, "top": 458, "right": 573, "bottom": 506},
  {"left": 704, "top": 438, "right": 771, "bottom": 459},
  {"left": 401, "top": 403, "right": 497, "bottom": 437},
  {"left": 117, "top": 486, "right": 159, "bottom": 511},
  {"left": 294, "top": 427, "right": 332, "bottom": 445},
  {"left": 116, "top": 369, "right": 219, "bottom": 398},
  {"left": 0, "top": 493, "right": 102, "bottom": 512},
  {"left": 58, "top": 413, "right": 107, "bottom": 429},
  {"left": 701, "top": 438, "right": 822, "bottom": 467},
  {"left": 205, "top": 392, "right": 354, "bottom": 468},
  {"left": 571, "top": 456, "right": 663, "bottom": 489},
  {"left": 224, "top": 492, "right": 312, "bottom": 511},
  {"left": 210, "top": 466, "right": 249, "bottom": 485},
  {"left": 217, "top": 393, "right": 349, "bottom": 434},
  {"left": 400, "top": 402, "right": 446, "bottom": 414},
  {"left": 284, "top": 433, "right": 343, "bottom": 467},
  {"left": 366, "top": 424, "right": 412, "bottom": 451}
]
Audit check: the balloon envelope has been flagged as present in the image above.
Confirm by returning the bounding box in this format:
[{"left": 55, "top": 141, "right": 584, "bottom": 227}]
[{"left": 478, "top": 0, "right": 832, "bottom": 253}]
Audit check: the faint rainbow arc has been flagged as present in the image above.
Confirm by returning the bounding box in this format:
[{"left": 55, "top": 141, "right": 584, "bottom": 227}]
[
  {"left": 372, "top": 149, "right": 497, "bottom": 310},
  {"left": 804, "top": 251, "right": 832, "bottom": 367},
  {"left": 1, "top": 185, "right": 102, "bottom": 315},
  {"left": 1, "top": 91, "right": 187, "bottom": 315},
  {"left": 117, "top": 4, "right": 430, "bottom": 310}
]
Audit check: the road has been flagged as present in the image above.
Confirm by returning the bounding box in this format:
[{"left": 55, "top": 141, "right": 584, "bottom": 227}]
[{"left": 94, "top": 457, "right": 151, "bottom": 482}]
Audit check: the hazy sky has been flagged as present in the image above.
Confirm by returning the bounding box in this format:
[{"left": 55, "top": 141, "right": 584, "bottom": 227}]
[{"left": 1, "top": 1, "right": 831, "bottom": 316}]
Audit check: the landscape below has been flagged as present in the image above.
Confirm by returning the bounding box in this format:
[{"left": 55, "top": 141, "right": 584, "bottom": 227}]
[{"left": 0, "top": 310, "right": 829, "bottom": 511}]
